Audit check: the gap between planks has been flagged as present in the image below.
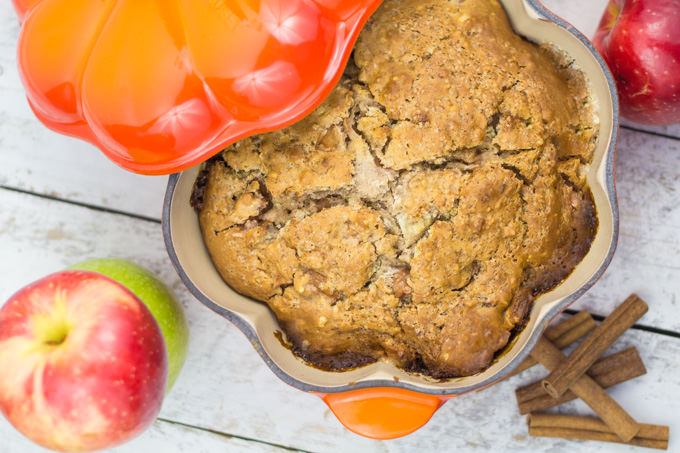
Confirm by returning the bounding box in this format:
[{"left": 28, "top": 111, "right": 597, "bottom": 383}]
[
  {"left": 155, "top": 417, "right": 311, "bottom": 453},
  {"left": 620, "top": 125, "right": 680, "bottom": 142},
  {"left": 0, "top": 184, "right": 161, "bottom": 224},
  {"left": 563, "top": 309, "right": 680, "bottom": 340}
]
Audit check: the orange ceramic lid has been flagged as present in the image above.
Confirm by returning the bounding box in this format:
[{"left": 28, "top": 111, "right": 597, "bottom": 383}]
[{"left": 12, "top": 0, "right": 382, "bottom": 174}]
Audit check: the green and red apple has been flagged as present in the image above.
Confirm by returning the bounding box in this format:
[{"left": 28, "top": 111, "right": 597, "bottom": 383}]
[
  {"left": 68, "top": 258, "right": 189, "bottom": 392},
  {"left": 0, "top": 259, "right": 189, "bottom": 452},
  {"left": 0, "top": 270, "right": 168, "bottom": 452}
]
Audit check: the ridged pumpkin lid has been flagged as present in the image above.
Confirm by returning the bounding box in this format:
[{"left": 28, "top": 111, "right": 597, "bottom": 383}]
[{"left": 12, "top": 0, "right": 382, "bottom": 174}]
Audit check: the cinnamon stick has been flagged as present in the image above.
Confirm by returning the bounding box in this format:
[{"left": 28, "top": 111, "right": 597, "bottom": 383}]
[
  {"left": 510, "top": 311, "right": 596, "bottom": 376},
  {"left": 528, "top": 414, "right": 669, "bottom": 450},
  {"left": 531, "top": 337, "right": 640, "bottom": 441},
  {"left": 542, "top": 294, "right": 648, "bottom": 398},
  {"left": 516, "top": 347, "right": 646, "bottom": 414}
]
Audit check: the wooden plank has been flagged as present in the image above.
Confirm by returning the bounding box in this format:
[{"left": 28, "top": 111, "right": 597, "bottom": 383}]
[
  {"left": 0, "top": 417, "right": 302, "bottom": 453},
  {"left": 621, "top": 121, "right": 680, "bottom": 141},
  {"left": 1, "top": 188, "right": 678, "bottom": 453},
  {"left": 540, "top": 0, "right": 606, "bottom": 39},
  {"left": 569, "top": 129, "right": 680, "bottom": 329}
]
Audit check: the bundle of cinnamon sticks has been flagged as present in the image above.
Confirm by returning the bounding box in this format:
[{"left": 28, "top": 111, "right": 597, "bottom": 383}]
[{"left": 513, "top": 294, "right": 670, "bottom": 450}]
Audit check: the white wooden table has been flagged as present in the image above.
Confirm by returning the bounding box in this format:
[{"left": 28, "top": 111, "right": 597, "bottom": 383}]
[{"left": 1, "top": 1, "right": 679, "bottom": 452}]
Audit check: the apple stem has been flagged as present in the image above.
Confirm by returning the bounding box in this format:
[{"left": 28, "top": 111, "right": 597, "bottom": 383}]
[
  {"left": 43, "top": 324, "right": 69, "bottom": 345},
  {"left": 32, "top": 294, "right": 72, "bottom": 347},
  {"left": 44, "top": 326, "right": 68, "bottom": 346}
]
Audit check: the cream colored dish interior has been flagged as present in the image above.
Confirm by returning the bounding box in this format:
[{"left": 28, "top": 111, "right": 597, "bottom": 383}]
[{"left": 166, "top": 0, "right": 616, "bottom": 392}]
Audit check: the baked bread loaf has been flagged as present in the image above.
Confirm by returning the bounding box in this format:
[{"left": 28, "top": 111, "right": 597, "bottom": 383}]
[{"left": 192, "top": 0, "right": 598, "bottom": 378}]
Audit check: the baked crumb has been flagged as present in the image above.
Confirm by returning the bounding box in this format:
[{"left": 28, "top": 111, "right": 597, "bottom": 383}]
[{"left": 194, "top": 0, "right": 598, "bottom": 378}]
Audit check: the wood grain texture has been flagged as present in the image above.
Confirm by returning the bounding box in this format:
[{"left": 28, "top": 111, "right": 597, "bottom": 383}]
[
  {"left": 539, "top": 0, "right": 607, "bottom": 39},
  {"left": 1, "top": 188, "right": 678, "bottom": 452},
  {"left": 569, "top": 129, "right": 680, "bottom": 332},
  {"left": 0, "top": 417, "right": 302, "bottom": 453}
]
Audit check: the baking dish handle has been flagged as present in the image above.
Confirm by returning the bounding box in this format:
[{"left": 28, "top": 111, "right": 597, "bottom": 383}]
[{"left": 319, "top": 388, "right": 447, "bottom": 439}]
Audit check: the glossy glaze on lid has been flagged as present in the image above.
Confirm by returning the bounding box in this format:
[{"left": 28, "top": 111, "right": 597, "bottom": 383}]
[
  {"left": 163, "top": 0, "right": 619, "bottom": 395},
  {"left": 12, "top": 0, "right": 382, "bottom": 174}
]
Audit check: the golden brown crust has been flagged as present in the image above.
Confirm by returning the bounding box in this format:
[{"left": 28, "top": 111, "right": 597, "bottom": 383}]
[
  {"left": 281, "top": 206, "right": 395, "bottom": 297},
  {"left": 194, "top": 0, "right": 599, "bottom": 378}
]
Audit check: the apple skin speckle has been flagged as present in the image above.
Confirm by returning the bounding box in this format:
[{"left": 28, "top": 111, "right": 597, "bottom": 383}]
[
  {"left": 0, "top": 271, "right": 168, "bottom": 452},
  {"left": 594, "top": 0, "right": 680, "bottom": 125}
]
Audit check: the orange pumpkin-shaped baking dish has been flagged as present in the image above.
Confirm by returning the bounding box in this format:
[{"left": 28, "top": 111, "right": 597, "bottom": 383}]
[
  {"left": 163, "top": 0, "right": 621, "bottom": 439},
  {"left": 12, "top": 0, "right": 381, "bottom": 174}
]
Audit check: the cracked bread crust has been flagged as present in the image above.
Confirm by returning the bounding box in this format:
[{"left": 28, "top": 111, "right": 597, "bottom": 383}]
[{"left": 193, "top": 0, "right": 598, "bottom": 378}]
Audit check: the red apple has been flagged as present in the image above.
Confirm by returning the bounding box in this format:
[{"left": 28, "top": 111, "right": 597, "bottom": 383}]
[
  {"left": 68, "top": 258, "right": 189, "bottom": 393},
  {"left": 593, "top": 0, "right": 680, "bottom": 125},
  {"left": 0, "top": 270, "right": 168, "bottom": 452}
]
